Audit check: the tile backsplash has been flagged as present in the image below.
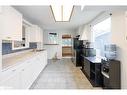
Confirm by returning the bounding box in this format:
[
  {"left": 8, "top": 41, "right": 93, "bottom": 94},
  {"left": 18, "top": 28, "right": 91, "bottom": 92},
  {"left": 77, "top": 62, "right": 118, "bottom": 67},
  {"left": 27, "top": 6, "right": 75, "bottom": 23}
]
[
  {"left": 2, "top": 41, "right": 37, "bottom": 55},
  {"left": 29, "top": 42, "right": 37, "bottom": 49}
]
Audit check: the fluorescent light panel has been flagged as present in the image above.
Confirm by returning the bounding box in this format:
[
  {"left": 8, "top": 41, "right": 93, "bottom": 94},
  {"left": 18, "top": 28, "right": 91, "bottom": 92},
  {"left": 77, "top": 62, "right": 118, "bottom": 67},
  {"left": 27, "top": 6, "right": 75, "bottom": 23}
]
[{"left": 51, "top": 5, "right": 73, "bottom": 21}]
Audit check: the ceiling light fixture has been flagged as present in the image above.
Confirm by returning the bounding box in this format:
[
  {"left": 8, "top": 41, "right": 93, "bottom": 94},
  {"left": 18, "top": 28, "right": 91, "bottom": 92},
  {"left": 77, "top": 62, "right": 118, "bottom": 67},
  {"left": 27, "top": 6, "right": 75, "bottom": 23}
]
[{"left": 50, "top": 5, "right": 74, "bottom": 22}]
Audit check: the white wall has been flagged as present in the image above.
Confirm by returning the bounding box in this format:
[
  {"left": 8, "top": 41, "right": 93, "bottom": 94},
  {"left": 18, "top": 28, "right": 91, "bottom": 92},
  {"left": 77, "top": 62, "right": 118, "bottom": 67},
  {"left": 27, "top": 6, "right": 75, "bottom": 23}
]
[
  {"left": 111, "top": 11, "right": 127, "bottom": 89},
  {"left": 77, "top": 12, "right": 111, "bottom": 42},
  {"left": 78, "top": 11, "right": 127, "bottom": 89},
  {"left": 43, "top": 29, "right": 77, "bottom": 59}
]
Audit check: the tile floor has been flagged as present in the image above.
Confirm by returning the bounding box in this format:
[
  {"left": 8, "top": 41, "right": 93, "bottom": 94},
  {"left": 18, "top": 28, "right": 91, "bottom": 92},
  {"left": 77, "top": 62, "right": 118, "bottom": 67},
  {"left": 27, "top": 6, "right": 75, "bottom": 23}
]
[{"left": 30, "top": 58, "right": 102, "bottom": 89}]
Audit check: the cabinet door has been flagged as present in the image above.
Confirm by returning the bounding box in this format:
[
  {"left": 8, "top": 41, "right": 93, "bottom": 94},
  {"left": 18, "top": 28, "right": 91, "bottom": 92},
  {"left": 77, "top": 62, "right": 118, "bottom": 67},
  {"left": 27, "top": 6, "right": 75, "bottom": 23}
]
[
  {"left": 29, "top": 26, "right": 37, "bottom": 42},
  {"left": 21, "top": 65, "right": 34, "bottom": 89},
  {"left": 0, "top": 72, "right": 21, "bottom": 89},
  {"left": 21, "top": 57, "right": 42, "bottom": 89},
  {"left": 25, "top": 26, "right": 32, "bottom": 43},
  {"left": 35, "top": 26, "right": 42, "bottom": 42},
  {"left": 84, "top": 59, "right": 90, "bottom": 77},
  {"left": 40, "top": 28, "right": 43, "bottom": 43},
  {"left": 20, "top": 52, "right": 48, "bottom": 89},
  {"left": 1, "top": 6, "right": 22, "bottom": 41},
  {"left": 29, "top": 25, "right": 43, "bottom": 42},
  {"left": 20, "top": 60, "right": 36, "bottom": 89},
  {"left": 37, "top": 27, "right": 41, "bottom": 42}
]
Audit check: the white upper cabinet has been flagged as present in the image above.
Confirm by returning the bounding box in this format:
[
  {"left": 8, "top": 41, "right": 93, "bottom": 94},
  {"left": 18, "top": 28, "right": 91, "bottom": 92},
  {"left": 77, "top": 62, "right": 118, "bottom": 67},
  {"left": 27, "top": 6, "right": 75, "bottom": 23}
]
[
  {"left": 0, "top": 6, "right": 22, "bottom": 41},
  {"left": 29, "top": 25, "right": 43, "bottom": 42},
  {"left": 38, "top": 27, "right": 43, "bottom": 42}
]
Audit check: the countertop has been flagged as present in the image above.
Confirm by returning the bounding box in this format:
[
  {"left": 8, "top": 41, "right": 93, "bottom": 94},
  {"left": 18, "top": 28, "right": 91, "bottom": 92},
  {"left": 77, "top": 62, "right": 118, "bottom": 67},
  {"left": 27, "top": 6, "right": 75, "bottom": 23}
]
[
  {"left": 81, "top": 55, "right": 102, "bottom": 63},
  {"left": 2, "top": 49, "right": 46, "bottom": 70}
]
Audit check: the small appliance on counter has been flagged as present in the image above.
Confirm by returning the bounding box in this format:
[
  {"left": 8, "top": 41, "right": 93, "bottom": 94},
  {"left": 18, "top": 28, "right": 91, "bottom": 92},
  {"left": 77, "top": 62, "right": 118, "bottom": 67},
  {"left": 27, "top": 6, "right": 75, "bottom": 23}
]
[
  {"left": 81, "top": 48, "right": 96, "bottom": 57},
  {"left": 81, "top": 40, "right": 95, "bottom": 57},
  {"left": 83, "top": 40, "right": 94, "bottom": 48}
]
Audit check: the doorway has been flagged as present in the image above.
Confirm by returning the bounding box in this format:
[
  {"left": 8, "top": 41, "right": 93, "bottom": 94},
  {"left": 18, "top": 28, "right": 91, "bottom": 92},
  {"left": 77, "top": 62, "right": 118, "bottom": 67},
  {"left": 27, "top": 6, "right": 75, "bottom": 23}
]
[{"left": 62, "top": 35, "right": 72, "bottom": 57}]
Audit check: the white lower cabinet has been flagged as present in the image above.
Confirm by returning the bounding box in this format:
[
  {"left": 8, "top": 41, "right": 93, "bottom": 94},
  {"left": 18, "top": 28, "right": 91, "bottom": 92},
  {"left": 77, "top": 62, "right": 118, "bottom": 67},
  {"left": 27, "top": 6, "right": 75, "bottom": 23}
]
[
  {"left": 0, "top": 71, "right": 21, "bottom": 89},
  {"left": 21, "top": 63, "right": 35, "bottom": 89},
  {"left": 0, "top": 51, "right": 47, "bottom": 89}
]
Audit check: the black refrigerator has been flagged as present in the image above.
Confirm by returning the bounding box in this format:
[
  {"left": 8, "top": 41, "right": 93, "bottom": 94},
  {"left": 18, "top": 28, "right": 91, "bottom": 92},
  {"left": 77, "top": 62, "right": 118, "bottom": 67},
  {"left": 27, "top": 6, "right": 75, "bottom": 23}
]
[{"left": 72, "top": 37, "right": 84, "bottom": 67}]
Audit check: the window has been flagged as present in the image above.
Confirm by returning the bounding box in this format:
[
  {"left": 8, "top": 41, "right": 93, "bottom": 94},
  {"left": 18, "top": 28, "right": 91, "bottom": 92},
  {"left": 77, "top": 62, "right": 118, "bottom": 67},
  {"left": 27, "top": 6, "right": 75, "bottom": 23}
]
[
  {"left": 62, "top": 39, "right": 72, "bottom": 46},
  {"left": 91, "top": 17, "right": 111, "bottom": 57},
  {"left": 48, "top": 33, "right": 58, "bottom": 44},
  {"left": 62, "top": 35, "right": 72, "bottom": 46}
]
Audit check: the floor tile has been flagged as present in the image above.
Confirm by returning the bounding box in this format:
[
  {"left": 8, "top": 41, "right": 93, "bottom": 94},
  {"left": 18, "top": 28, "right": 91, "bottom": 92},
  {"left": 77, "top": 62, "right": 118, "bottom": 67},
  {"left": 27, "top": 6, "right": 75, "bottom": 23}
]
[{"left": 30, "top": 58, "right": 102, "bottom": 89}]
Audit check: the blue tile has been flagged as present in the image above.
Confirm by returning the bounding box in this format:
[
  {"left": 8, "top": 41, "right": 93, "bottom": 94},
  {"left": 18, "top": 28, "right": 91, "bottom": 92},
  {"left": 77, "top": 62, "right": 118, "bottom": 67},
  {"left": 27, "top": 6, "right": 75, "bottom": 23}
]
[{"left": 2, "top": 42, "right": 37, "bottom": 55}]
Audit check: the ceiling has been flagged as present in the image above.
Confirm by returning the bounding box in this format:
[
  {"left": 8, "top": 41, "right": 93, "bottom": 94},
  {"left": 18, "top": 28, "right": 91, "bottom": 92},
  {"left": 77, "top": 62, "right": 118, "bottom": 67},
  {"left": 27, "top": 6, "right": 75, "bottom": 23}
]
[{"left": 13, "top": 6, "right": 127, "bottom": 30}]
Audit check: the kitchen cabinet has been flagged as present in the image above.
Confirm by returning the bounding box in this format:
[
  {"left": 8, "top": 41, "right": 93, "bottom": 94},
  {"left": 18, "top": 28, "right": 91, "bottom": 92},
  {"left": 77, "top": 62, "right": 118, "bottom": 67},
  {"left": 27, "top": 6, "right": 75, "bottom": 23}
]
[
  {"left": 83, "top": 58, "right": 90, "bottom": 77},
  {"left": 82, "top": 56, "right": 102, "bottom": 87},
  {"left": 102, "top": 60, "right": 121, "bottom": 89},
  {"left": 0, "top": 50, "right": 47, "bottom": 89},
  {"left": 90, "top": 63, "right": 102, "bottom": 87},
  {"left": 21, "top": 51, "right": 47, "bottom": 89},
  {"left": 0, "top": 6, "right": 22, "bottom": 41},
  {"left": 0, "top": 73, "right": 21, "bottom": 89},
  {"left": 37, "top": 27, "right": 42, "bottom": 42},
  {"left": 21, "top": 60, "right": 36, "bottom": 88},
  {"left": 29, "top": 25, "right": 43, "bottom": 42},
  {"left": 0, "top": 69, "right": 21, "bottom": 89}
]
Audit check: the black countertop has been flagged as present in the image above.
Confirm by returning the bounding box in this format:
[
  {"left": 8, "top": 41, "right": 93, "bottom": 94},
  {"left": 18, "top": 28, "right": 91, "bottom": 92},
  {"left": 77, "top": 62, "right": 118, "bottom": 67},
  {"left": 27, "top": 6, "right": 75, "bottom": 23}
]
[{"left": 81, "top": 55, "right": 102, "bottom": 63}]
